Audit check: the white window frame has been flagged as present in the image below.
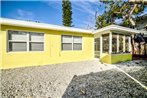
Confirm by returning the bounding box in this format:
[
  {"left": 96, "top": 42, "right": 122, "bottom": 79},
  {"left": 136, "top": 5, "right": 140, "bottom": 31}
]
[
  {"left": 7, "top": 30, "right": 44, "bottom": 52},
  {"left": 61, "top": 35, "right": 82, "bottom": 51}
]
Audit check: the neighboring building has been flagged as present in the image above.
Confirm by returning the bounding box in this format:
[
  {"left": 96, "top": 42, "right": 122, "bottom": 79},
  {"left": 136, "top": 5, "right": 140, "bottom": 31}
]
[{"left": 0, "top": 18, "right": 139, "bottom": 69}]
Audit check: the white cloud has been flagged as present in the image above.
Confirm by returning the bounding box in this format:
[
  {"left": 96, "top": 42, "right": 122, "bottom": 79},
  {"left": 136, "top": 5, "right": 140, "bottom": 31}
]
[
  {"left": 15, "top": 9, "right": 35, "bottom": 20},
  {"left": 80, "top": 15, "right": 96, "bottom": 30},
  {"left": 72, "top": 1, "right": 97, "bottom": 16}
]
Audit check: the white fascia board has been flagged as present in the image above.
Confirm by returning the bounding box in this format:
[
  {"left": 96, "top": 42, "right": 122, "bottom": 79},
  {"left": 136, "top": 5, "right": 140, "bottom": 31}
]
[
  {"left": 93, "top": 25, "right": 140, "bottom": 34},
  {"left": 0, "top": 18, "right": 92, "bottom": 34}
]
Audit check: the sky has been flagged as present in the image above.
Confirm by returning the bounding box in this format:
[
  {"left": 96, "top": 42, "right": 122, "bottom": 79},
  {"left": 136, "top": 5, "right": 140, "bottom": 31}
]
[
  {"left": 1, "top": 0, "right": 105, "bottom": 29},
  {"left": 1, "top": 0, "right": 147, "bottom": 29}
]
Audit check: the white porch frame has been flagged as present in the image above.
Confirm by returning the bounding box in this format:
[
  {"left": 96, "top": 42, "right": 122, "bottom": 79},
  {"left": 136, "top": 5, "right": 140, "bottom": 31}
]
[
  {"left": 99, "top": 32, "right": 132, "bottom": 54},
  {"left": 109, "top": 32, "right": 112, "bottom": 54}
]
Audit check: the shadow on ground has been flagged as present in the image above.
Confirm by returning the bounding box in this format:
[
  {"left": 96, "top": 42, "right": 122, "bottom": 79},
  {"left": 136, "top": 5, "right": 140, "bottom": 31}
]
[
  {"left": 116, "top": 60, "right": 147, "bottom": 86},
  {"left": 62, "top": 69, "right": 147, "bottom": 98}
]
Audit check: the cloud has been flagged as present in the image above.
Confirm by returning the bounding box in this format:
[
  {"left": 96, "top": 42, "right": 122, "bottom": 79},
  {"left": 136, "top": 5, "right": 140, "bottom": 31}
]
[
  {"left": 72, "top": 1, "right": 97, "bottom": 16},
  {"left": 80, "top": 15, "right": 96, "bottom": 30},
  {"left": 71, "top": 1, "right": 102, "bottom": 29},
  {"left": 15, "top": 9, "right": 35, "bottom": 20},
  {"left": 41, "top": 0, "right": 62, "bottom": 10}
]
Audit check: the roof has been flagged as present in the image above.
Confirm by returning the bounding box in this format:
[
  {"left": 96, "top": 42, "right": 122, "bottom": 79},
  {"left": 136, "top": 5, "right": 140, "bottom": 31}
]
[
  {"left": 0, "top": 18, "right": 140, "bottom": 35},
  {"left": 0, "top": 18, "right": 92, "bottom": 34},
  {"left": 93, "top": 25, "right": 140, "bottom": 34}
]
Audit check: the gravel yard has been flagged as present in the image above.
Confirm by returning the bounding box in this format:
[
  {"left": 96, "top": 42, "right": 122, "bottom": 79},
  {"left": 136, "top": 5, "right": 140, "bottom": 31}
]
[
  {"left": 1, "top": 59, "right": 147, "bottom": 98},
  {"left": 1, "top": 60, "right": 114, "bottom": 98}
]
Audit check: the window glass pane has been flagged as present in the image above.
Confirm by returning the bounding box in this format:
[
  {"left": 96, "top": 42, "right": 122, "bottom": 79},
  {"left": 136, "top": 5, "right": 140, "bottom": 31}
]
[
  {"left": 119, "top": 35, "right": 123, "bottom": 52},
  {"left": 73, "top": 36, "right": 82, "bottom": 43},
  {"left": 8, "top": 30, "right": 27, "bottom": 41},
  {"left": 73, "top": 43, "right": 82, "bottom": 50},
  {"left": 30, "top": 42, "right": 44, "bottom": 51},
  {"left": 62, "top": 43, "right": 72, "bottom": 50},
  {"left": 30, "top": 33, "right": 44, "bottom": 42},
  {"left": 9, "top": 42, "right": 27, "bottom": 51},
  {"left": 102, "top": 34, "right": 109, "bottom": 53},
  {"left": 62, "top": 35, "right": 72, "bottom": 43},
  {"left": 112, "top": 34, "right": 117, "bottom": 53}
]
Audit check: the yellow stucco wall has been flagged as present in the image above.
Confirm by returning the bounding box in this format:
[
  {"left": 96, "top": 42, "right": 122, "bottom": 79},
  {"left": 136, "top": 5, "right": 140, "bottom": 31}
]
[
  {"left": 100, "top": 53, "right": 132, "bottom": 64},
  {"left": 111, "top": 54, "right": 132, "bottom": 63},
  {"left": 100, "top": 53, "right": 111, "bottom": 64},
  {"left": 1, "top": 25, "right": 94, "bottom": 69}
]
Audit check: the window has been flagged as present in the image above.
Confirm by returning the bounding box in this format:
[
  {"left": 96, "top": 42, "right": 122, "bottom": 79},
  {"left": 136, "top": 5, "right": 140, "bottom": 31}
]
[
  {"left": 73, "top": 36, "right": 82, "bottom": 50},
  {"left": 8, "top": 30, "right": 44, "bottom": 52},
  {"left": 62, "top": 35, "right": 72, "bottom": 50},
  {"left": 29, "top": 33, "right": 44, "bottom": 51},
  {"left": 62, "top": 35, "right": 82, "bottom": 50}
]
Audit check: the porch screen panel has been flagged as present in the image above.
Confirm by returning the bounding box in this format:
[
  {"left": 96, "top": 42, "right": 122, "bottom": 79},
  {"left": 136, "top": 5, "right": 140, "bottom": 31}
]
[
  {"left": 95, "top": 38, "right": 100, "bottom": 51},
  {"left": 112, "top": 34, "right": 117, "bottom": 53},
  {"left": 125, "top": 36, "right": 129, "bottom": 53},
  {"left": 102, "top": 34, "right": 109, "bottom": 53},
  {"left": 119, "top": 35, "right": 123, "bottom": 53}
]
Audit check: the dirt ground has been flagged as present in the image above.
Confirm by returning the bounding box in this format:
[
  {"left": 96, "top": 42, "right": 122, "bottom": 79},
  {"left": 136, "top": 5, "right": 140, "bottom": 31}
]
[{"left": 1, "top": 60, "right": 147, "bottom": 98}]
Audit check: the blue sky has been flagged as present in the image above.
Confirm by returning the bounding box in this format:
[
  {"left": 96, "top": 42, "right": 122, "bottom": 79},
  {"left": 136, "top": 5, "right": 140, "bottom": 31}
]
[
  {"left": 1, "top": 0, "right": 105, "bottom": 29},
  {"left": 1, "top": 0, "right": 147, "bottom": 29}
]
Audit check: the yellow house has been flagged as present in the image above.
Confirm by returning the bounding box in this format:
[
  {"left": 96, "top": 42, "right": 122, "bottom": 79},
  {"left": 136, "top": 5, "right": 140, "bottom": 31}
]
[{"left": 0, "top": 18, "right": 139, "bottom": 69}]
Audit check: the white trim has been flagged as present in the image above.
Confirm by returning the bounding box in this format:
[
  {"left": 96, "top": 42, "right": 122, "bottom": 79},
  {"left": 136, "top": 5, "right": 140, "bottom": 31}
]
[
  {"left": 128, "top": 37, "right": 132, "bottom": 52},
  {"left": 100, "top": 35, "right": 103, "bottom": 54},
  {"left": 117, "top": 34, "right": 119, "bottom": 53},
  {"left": 109, "top": 32, "right": 112, "bottom": 54},
  {"left": 1, "top": 18, "right": 140, "bottom": 35},
  {"left": 93, "top": 25, "right": 140, "bottom": 34},
  {"left": 123, "top": 35, "right": 126, "bottom": 52},
  {"left": 0, "top": 18, "right": 92, "bottom": 34},
  {"left": 27, "top": 33, "right": 29, "bottom": 51}
]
